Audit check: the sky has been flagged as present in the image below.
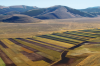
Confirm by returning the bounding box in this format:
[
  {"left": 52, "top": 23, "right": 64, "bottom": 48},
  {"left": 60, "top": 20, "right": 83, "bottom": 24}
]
[{"left": 0, "top": 0, "right": 100, "bottom": 9}]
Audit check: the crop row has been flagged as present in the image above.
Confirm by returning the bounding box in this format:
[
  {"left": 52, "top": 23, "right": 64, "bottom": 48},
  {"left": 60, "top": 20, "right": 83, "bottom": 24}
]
[
  {"left": 52, "top": 33, "right": 89, "bottom": 41},
  {"left": 63, "top": 31, "right": 97, "bottom": 38},
  {"left": 68, "top": 31, "right": 99, "bottom": 37},
  {"left": 38, "top": 35, "right": 81, "bottom": 45},
  {"left": 79, "top": 29, "right": 100, "bottom": 33}
]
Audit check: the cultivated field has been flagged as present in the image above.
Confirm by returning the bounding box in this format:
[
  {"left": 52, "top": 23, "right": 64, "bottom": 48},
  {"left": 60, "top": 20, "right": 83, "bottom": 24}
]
[{"left": 0, "top": 28, "right": 100, "bottom": 66}]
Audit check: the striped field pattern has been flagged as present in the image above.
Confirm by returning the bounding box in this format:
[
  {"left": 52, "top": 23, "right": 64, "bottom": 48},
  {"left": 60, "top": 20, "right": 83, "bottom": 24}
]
[{"left": 0, "top": 29, "right": 100, "bottom": 66}]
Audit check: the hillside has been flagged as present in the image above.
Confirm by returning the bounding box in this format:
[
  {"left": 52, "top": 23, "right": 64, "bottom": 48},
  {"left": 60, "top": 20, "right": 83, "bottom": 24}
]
[
  {"left": 22, "top": 5, "right": 95, "bottom": 19},
  {"left": 0, "top": 5, "right": 38, "bottom": 14},
  {"left": 79, "top": 6, "right": 100, "bottom": 13},
  {"left": 2, "top": 14, "right": 41, "bottom": 23}
]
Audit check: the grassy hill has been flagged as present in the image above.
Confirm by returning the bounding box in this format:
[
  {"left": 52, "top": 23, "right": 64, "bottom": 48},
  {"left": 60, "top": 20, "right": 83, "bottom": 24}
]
[
  {"left": 22, "top": 5, "right": 94, "bottom": 19},
  {"left": 2, "top": 14, "right": 41, "bottom": 23}
]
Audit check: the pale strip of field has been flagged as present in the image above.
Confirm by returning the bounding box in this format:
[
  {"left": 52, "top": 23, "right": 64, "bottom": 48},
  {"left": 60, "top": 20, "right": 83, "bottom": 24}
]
[
  {"left": 26, "top": 38, "right": 64, "bottom": 50},
  {"left": 14, "top": 38, "right": 61, "bottom": 61},
  {"left": 33, "top": 37, "right": 74, "bottom": 48},
  {"left": 0, "top": 57, "right": 5, "bottom": 66}
]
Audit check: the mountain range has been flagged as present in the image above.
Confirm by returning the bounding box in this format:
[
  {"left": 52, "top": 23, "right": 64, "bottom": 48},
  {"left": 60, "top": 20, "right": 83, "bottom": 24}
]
[{"left": 0, "top": 5, "right": 100, "bottom": 23}]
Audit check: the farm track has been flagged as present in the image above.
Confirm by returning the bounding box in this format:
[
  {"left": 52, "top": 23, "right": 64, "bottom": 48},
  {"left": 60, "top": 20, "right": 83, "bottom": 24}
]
[{"left": 16, "top": 38, "right": 64, "bottom": 52}]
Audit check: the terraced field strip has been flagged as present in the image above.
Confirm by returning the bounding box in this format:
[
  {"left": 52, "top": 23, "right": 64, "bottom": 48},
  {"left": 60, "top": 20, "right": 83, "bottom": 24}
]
[
  {"left": 0, "top": 45, "right": 29, "bottom": 66},
  {"left": 63, "top": 31, "right": 97, "bottom": 38},
  {"left": 52, "top": 33, "right": 89, "bottom": 41},
  {"left": 8, "top": 38, "right": 39, "bottom": 52},
  {"left": 25, "top": 38, "right": 64, "bottom": 52},
  {"left": 28, "top": 38, "right": 67, "bottom": 49},
  {"left": 0, "top": 57, "right": 5, "bottom": 66},
  {"left": 14, "top": 38, "right": 61, "bottom": 61},
  {"left": 33, "top": 37, "right": 74, "bottom": 48},
  {"left": 38, "top": 34, "right": 82, "bottom": 45}
]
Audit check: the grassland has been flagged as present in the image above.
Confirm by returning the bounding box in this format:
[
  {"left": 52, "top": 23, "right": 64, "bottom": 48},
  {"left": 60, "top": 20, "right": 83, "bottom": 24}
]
[{"left": 0, "top": 17, "right": 100, "bottom": 38}]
